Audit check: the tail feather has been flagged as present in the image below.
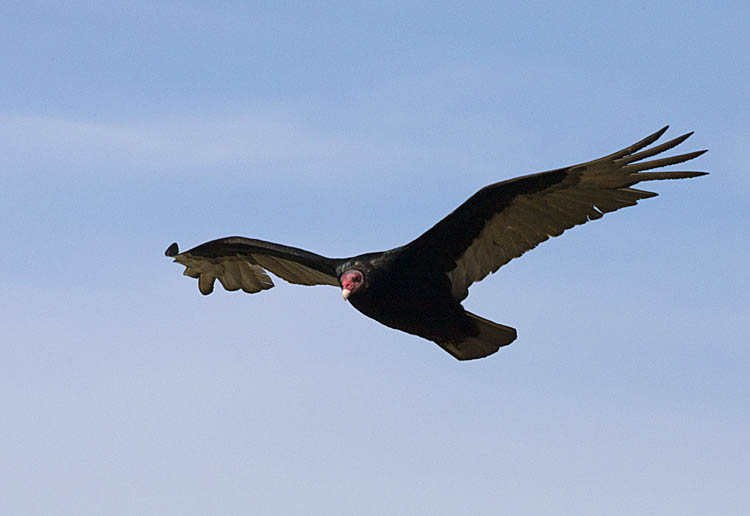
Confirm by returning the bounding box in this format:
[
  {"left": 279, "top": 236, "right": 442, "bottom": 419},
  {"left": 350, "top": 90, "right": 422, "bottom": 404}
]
[{"left": 436, "top": 312, "right": 517, "bottom": 361}]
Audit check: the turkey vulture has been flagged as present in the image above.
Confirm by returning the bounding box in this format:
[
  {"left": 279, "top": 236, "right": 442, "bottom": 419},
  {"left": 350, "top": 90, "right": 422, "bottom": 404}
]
[{"left": 165, "top": 126, "right": 707, "bottom": 360}]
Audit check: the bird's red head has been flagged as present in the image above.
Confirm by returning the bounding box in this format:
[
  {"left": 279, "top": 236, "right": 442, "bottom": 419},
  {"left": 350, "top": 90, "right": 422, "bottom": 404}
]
[{"left": 340, "top": 269, "right": 364, "bottom": 300}]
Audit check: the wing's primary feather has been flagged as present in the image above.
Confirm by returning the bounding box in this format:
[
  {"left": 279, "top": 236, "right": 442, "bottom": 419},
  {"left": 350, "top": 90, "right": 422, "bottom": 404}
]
[
  {"left": 165, "top": 237, "right": 340, "bottom": 295},
  {"left": 396, "top": 127, "right": 708, "bottom": 301}
]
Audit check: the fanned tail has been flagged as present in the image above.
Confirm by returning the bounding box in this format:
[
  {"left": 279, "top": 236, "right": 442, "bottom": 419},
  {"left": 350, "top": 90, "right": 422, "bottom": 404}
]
[{"left": 436, "top": 312, "right": 517, "bottom": 361}]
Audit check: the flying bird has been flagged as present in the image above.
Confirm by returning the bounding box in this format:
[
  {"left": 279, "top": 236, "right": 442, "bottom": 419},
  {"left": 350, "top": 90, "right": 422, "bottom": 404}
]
[{"left": 165, "top": 126, "right": 707, "bottom": 360}]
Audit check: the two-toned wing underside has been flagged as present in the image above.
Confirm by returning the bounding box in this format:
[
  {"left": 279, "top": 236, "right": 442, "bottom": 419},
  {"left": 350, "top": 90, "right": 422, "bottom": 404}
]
[
  {"left": 165, "top": 237, "right": 340, "bottom": 295},
  {"left": 394, "top": 126, "right": 708, "bottom": 301},
  {"left": 166, "top": 128, "right": 707, "bottom": 303}
]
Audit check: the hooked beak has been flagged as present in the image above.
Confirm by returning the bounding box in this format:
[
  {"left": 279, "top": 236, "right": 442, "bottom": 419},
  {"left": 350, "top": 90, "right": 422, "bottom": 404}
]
[{"left": 342, "top": 288, "right": 352, "bottom": 300}]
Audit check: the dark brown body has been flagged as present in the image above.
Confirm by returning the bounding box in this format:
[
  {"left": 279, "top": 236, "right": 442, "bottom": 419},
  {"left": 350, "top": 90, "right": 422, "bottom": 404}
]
[{"left": 347, "top": 263, "right": 478, "bottom": 345}]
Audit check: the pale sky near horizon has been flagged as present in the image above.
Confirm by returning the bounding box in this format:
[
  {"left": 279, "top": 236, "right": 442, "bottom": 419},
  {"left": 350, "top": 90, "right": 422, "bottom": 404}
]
[{"left": 2, "top": 2, "right": 748, "bottom": 515}]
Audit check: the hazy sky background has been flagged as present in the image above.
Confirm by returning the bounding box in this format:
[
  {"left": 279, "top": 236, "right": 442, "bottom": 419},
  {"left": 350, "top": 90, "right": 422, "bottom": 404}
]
[{"left": 2, "top": 2, "right": 748, "bottom": 515}]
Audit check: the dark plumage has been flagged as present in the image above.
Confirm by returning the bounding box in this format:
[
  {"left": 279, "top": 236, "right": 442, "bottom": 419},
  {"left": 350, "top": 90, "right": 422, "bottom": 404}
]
[{"left": 165, "top": 127, "right": 707, "bottom": 360}]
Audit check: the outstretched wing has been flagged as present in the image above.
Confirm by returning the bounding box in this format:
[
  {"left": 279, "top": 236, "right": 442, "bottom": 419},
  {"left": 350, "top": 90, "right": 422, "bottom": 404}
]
[
  {"left": 396, "top": 126, "right": 708, "bottom": 301},
  {"left": 165, "top": 237, "right": 340, "bottom": 295}
]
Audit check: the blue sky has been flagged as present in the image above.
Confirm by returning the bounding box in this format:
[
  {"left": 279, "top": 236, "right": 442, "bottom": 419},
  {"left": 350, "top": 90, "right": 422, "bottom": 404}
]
[{"left": 2, "top": 2, "right": 748, "bottom": 515}]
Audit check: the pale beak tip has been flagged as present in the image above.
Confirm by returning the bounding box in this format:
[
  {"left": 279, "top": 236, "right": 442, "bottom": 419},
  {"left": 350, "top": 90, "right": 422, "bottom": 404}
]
[{"left": 342, "top": 288, "right": 351, "bottom": 300}]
